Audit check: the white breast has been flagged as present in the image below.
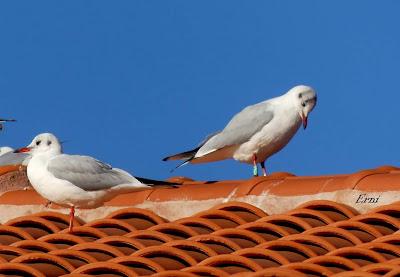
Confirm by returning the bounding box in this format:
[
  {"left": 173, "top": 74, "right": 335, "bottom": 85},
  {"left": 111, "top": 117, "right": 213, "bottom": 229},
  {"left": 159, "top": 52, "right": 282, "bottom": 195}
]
[
  {"left": 233, "top": 108, "right": 301, "bottom": 163},
  {"left": 27, "top": 155, "right": 111, "bottom": 208}
]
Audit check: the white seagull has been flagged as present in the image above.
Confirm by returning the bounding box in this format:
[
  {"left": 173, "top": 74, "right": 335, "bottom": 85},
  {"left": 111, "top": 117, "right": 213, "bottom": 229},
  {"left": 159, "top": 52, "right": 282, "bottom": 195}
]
[
  {"left": 15, "top": 133, "right": 179, "bottom": 232},
  {"left": 163, "top": 85, "right": 317, "bottom": 176},
  {"left": 0, "top": 147, "right": 14, "bottom": 156},
  {"left": 0, "top": 147, "right": 31, "bottom": 166}
]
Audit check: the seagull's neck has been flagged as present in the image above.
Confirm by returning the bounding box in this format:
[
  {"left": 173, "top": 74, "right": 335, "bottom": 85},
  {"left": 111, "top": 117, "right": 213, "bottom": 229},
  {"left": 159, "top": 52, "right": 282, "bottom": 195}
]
[
  {"left": 271, "top": 94, "right": 299, "bottom": 111},
  {"left": 30, "top": 151, "right": 60, "bottom": 164}
]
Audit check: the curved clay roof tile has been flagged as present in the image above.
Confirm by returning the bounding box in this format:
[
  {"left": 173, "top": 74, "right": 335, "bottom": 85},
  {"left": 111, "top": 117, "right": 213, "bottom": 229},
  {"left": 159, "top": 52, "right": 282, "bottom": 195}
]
[
  {"left": 71, "top": 261, "right": 138, "bottom": 276},
  {"left": 370, "top": 203, "right": 400, "bottom": 219},
  {"left": 361, "top": 263, "right": 400, "bottom": 275},
  {"left": 60, "top": 273, "right": 92, "bottom": 277},
  {"left": 96, "top": 235, "right": 145, "bottom": 255},
  {"left": 132, "top": 245, "right": 197, "bottom": 270},
  {"left": 174, "top": 217, "right": 222, "bottom": 234},
  {"left": 0, "top": 262, "right": 46, "bottom": 277},
  {"left": 59, "top": 226, "right": 107, "bottom": 241},
  {"left": 328, "top": 271, "right": 380, "bottom": 277},
  {"left": 110, "top": 255, "right": 165, "bottom": 275},
  {"left": 250, "top": 267, "right": 308, "bottom": 277},
  {"left": 327, "top": 246, "right": 387, "bottom": 266},
  {"left": 388, "top": 257, "right": 400, "bottom": 265},
  {"left": 359, "top": 242, "right": 400, "bottom": 260},
  {"left": 297, "top": 200, "right": 358, "bottom": 221},
  {"left": 256, "top": 240, "right": 317, "bottom": 262},
  {"left": 125, "top": 230, "right": 174, "bottom": 246},
  {"left": 106, "top": 207, "right": 167, "bottom": 230},
  {"left": 211, "top": 201, "right": 268, "bottom": 222},
  {"left": 304, "top": 226, "right": 363, "bottom": 247},
  {"left": 280, "top": 234, "right": 337, "bottom": 255},
  {"left": 198, "top": 254, "right": 263, "bottom": 274},
  {"left": 182, "top": 265, "right": 229, "bottom": 277},
  {"left": 257, "top": 215, "right": 313, "bottom": 234},
  {"left": 333, "top": 221, "right": 384, "bottom": 241},
  {"left": 0, "top": 225, "right": 34, "bottom": 245},
  {"left": 11, "top": 252, "right": 75, "bottom": 277},
  {"left": 49, "top": 249, "right": 98, "bottom": 269},
  {"left": 385, "top": 268, "right": 400, "bottom": 277},
  {"left": 238, "top": 221, "right": 290, "bottom": 240},
  {"left": 283, "top": 262, "right": 335, "bottom": 277},
  {"left": 5, "top": 215, "right": 61, "bottom": 238},
  {"left": 195, "top": 209, "right": 248, "bottom": 228},
  {"left": 164, "top": 240, "right": 218, "bottom": 262},
  {"left": 151, "top": 271, "right": 197, "bottom": 277},
  {"left": 212, "top": 228, "right": 266, "bottom": 248},
  {"left": 373, "top": 233, "right": 400, "bottom": 244},
  {"left": 0, "top": 245, "right": 28, "bottom": 261},
  {"left": 32, "top": 211, "right": 83, "bottom": 230},
  {"left": 38, "top": 233, "right": 87, "bottom": 248},
  {"left": 233, "top": 247, "right": 290, "bottom": 267},
  {"left": 305, "top": 255, "right": 360, "bottom": 272},
  {"left": 149, "top": 222, "right": 200, "bottom": 239},
  {"left": 189, "top": 234, "right": 242, "bottom": 254},
  {"left": 11, "top": 239, "right": 58, "bottom": 253},
  {"left": 70, "top": 242, "right": 125, "bottom": 261},
  {"left": 84, "top": 218, "right": 137, "bottom": 236},
  {"left": 351, "top": 213, "right": 400, "bottom": 235},
  {"left": 287, "top": 208, "right": 335, "bottom": 226}
]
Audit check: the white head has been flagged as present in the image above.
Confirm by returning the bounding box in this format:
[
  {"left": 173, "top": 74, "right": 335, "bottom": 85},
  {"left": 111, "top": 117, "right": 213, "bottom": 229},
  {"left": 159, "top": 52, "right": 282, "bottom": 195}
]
[
  {"left": 0, "top": 146, "right": 13, "bottom": 156},
  {"left": 285, "top": 85, "right": 317, "bottom": 129},
  {"left": 15, "top": 133, "right": 62, "bottom": 156}
]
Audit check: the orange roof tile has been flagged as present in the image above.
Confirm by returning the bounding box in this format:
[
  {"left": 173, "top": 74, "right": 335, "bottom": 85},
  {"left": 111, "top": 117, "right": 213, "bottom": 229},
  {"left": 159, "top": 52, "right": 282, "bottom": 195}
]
[{"left": 1, "top": 165, "right": 400, "bottom": 275}]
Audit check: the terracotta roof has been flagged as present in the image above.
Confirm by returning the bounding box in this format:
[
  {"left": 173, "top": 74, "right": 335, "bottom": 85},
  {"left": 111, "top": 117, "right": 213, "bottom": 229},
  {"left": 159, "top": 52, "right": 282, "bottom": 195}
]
[{"left": 1, "top": 165, "right": 400, "bottom": 276}]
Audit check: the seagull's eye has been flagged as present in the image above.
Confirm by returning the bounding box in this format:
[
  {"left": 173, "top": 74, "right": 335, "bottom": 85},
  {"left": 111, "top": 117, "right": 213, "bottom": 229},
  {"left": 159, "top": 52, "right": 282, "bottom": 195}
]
[
  {"left": 36, "top": 140, "right": 41, "bottom": 146},
  {"left": 298, "top": 93, "right": 302, "bottom": 98},
  {"left": 301, "top": 101, "right": 306, "bottom": 107},
  {"left": 47, "top": 141, "right": 52, "bottom": 146}
]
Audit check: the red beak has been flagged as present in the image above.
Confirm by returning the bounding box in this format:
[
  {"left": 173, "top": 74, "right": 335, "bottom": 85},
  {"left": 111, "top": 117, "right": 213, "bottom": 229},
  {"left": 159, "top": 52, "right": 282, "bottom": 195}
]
[
  {"left": 301, "top": 113, "right": 308, "bottom": 130},
  {"left": 14, "top": 147, "right": 31, "bottom": 153}
]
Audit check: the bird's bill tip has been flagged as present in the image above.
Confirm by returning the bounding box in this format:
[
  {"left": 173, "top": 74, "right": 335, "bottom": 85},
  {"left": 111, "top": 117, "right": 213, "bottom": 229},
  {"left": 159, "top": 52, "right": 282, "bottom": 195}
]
[
  {"left": 301, "top": 113, "right": 308, "bottom": 130},
  {"left": 14, "top": 147, "right": 31, "bottom": 153}
]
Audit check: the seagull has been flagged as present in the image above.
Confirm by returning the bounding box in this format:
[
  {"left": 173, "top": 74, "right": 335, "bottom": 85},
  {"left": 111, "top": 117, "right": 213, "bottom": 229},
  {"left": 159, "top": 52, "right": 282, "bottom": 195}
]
[
  {"left": 0, "top": 147, "right": 31, "bottom": 166},
  {"left": 0, "top": 147, "right": 14, "bottom": 156},
  {"left": 163, "top": 85, "right": 317, "bottom": 176},
  {"left": 15, "top": 133, "right": 179, "bottom": 232},
  {"left": 0, "top": 118, "right": 16, "bottom": 131}
]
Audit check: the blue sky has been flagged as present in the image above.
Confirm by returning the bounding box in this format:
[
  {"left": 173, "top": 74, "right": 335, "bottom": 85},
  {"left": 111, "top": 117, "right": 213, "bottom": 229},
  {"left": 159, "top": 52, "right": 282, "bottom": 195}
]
[{"left": 0, "top": 1, "right": 398, "bottom": 180}]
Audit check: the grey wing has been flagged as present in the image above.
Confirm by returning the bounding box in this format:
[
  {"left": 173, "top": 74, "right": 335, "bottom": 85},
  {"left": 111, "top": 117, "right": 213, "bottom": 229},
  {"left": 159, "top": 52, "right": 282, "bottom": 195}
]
[
  {"left": 47, "top": 154, "right": 138, "bottom": 191},
  {"left": 196, "top": 102, "right": 274, "bottom": 156},
  {"left": 0, "top": 152, "right": 31, "bottom": 166}
]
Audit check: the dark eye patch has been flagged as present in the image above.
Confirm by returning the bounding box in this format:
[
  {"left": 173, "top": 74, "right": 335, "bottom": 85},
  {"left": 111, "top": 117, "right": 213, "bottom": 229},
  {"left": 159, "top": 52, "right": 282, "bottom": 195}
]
[
  {"left": 47, "top": 140, "right": 52, "bottom": 146},
  {"left": 36, "top": 140, "right": 41, "bottom": 146},
  {"left": 298, "top": 93, "right": 302, "bottom": 98}
]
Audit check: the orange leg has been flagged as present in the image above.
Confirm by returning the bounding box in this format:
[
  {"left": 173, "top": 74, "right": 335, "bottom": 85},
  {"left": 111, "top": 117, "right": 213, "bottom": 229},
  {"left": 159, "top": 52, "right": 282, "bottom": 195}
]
[
  {"left": 253, "top": 154, "right": 258, "bottom": 177},
  {"left": 69, "top": 206, "right": 75, "bottom": 233},
  {"left": 261, "top": 161, "right": 267, "bottom": 176}
]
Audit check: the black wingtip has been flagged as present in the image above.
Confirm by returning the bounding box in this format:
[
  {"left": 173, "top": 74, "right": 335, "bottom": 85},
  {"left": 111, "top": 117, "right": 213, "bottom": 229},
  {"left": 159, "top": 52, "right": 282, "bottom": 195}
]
[
  {"left": 162, "top": 156, "right": 170, "bottom": 162},
  {"left": 135, "top": 176, "right": 180, "bottom": 188},
  {"left": 0, "top": 118, "right": 16, "bottom": 122}
]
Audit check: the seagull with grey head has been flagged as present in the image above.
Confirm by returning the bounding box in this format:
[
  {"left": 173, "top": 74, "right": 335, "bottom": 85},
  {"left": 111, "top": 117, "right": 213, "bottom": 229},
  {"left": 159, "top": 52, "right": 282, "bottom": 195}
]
[
  {"left": 15, "top": 133, "right": 179, "bottom": 232},
  {"left": 163, "top": 85, "right": 317, "bottom": 176}
]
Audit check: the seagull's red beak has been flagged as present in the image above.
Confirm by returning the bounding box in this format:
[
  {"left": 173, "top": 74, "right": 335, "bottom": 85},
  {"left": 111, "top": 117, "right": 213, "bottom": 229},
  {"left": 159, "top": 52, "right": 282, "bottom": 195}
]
[
  {"left": 14, "top": 147, "right": 32, "bottom": 153},
  {"left": 301, "top": 112, "right": 308, "bottom": 130}
]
